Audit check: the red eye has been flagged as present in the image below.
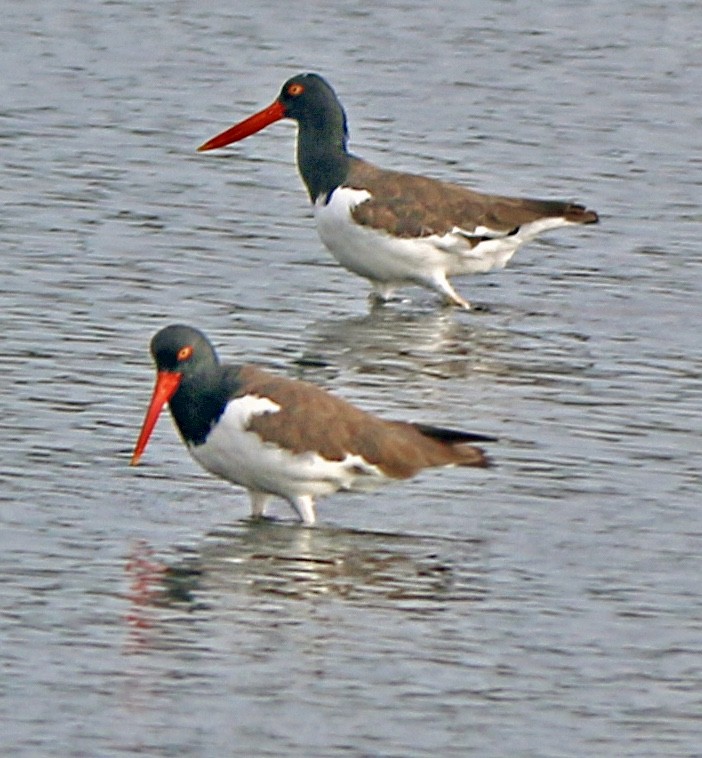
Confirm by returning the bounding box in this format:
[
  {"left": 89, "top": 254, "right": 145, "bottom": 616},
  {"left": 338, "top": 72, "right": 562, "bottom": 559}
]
[
  {"left": 287, "top": 83, "right": 304, "bottom": 97},
  {"left": 177, "top": 345, "right": 193, "bottom": 361}
]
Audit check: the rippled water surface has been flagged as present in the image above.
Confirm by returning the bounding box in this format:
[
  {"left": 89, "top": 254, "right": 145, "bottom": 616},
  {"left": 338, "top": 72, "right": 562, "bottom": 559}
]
[{"left": 1, "top": 1, "right": 701, "bottom": 755}]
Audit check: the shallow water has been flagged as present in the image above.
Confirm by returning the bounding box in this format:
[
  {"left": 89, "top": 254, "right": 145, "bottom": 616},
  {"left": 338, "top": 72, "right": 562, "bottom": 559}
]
[{"left": 1, "top": 0, "right": 701, "bottom": 755}]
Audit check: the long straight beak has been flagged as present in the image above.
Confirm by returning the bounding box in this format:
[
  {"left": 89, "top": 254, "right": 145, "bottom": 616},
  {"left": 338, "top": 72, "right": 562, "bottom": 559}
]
[
  {"left": 197, "top": 100, "right": 287, "bottom": 152},
  {"left": 131, "top": 371, "right": 183, "bottom": 465}
]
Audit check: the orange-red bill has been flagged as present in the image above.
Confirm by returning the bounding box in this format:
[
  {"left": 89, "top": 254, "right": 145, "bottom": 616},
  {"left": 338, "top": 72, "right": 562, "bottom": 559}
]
[
  {"left": 130, "top": 371, "right": 183, "bottom": 466},
  {"left": 197, "top": 100, "right": 286, "bottom": 152}
]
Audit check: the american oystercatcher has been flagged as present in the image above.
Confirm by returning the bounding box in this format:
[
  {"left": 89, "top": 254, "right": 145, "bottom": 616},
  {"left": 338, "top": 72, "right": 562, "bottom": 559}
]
[
  {"left": 198, "top": 73, "right": 599, "bottom": 309},
  {"left": 131, "top": 325, "right": 495, "bottom": 525}
]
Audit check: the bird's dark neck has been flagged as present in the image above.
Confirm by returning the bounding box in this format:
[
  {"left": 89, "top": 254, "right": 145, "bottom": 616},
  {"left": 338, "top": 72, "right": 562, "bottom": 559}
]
[
  {"left": 295, "top": 114, "right": 351, "bottom": 203},
  {"left": 168, "top": 366, "right": 241, "bottom": 446}
]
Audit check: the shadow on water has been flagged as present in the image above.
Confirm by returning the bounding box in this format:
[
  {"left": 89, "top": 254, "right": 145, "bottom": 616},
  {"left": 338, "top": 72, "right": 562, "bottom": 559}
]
[
  {"left": 125, "top": 519, "right": 488, "bottom": 624},
  {"left": 290, "top": 302, "right": 595, "bottom": 391},
  {"left": 292, "top": 304, "right": 512, "bottom": 384}
]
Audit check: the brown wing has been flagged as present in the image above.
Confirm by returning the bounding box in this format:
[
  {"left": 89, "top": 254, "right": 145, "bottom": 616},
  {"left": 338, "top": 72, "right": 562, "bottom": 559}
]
[
  {"left": 346, "top": 157, "right": 598, "bottom": 239},
  {"left": 238, "top": 365, "right": 490, "bottom": 478}
]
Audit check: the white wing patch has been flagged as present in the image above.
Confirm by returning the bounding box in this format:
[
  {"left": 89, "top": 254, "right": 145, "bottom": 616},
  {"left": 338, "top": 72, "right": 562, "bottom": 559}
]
[
  {"left": 218, "top": 394, "right": 281, "bottom": 430},
  {"left": 514, "top": 216, "right": 581, "bottom": 240},
  {"left": 471, "top": 225, "right": 510, "bottom": 238},
  {"left": 337, "top": 453, "right": 387, "bottom": 491},
  {"left": 318, "top": 186, "right": 371, "bottom": 211}
]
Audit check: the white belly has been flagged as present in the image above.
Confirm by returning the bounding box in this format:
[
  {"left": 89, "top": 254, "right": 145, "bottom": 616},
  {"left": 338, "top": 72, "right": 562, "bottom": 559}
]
[
  {"left": 314, "top": 188, "right": 579, "bottom": 287},
  {"left": 187, "top": 396, "right": 389, "bottom": 500},
  {"left": 313, "top": 188, "right": 516, "bottom": 286}
]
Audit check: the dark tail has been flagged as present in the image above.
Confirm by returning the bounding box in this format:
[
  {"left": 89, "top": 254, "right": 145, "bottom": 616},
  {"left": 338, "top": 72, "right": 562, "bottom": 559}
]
[
  {"left": 412, "top": 422, "right": 497, "bottom": 444},
  {"left": 563, "top": 203, "right": 599, "bottom": 224},
  {"left": 412, "top": 422, "right": 496, "bottom": 468}
]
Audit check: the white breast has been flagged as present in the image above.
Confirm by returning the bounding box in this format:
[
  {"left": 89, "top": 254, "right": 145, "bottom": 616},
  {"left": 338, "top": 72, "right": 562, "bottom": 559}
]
[
  {"left": 187, "top": 394, "right": 390, "bottom": 501},
  {"left": 313, "top": 187, "right": 538, "bottom": 285}
]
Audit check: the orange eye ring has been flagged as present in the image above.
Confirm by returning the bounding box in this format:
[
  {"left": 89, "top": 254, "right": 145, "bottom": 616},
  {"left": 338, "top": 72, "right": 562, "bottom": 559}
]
[
  {"left": 287, "top": 82, "right": 305, "bottom": 97},
  {"left": 177, "top": 345, "right": 193, "bottom": 361}
]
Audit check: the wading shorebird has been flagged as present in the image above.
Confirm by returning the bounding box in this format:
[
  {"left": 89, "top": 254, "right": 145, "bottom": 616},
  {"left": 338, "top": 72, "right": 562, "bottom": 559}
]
[
  {"left": 131, "top": 325, "right": 495, "bottom": 525},
  {"left": 198, "top": 73, "right": 599, "bottom": 309}
]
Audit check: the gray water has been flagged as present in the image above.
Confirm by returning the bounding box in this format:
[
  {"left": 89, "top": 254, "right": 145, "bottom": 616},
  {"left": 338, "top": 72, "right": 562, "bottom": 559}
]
[{"left": 1, "top": 1, "right": 701, "bottom": 755}]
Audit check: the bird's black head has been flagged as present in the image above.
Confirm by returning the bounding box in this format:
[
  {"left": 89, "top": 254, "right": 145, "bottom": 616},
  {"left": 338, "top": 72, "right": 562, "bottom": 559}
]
[
  {"left": 275, "top": 73, "right": 351, "bottom": 200},
  {"left": 150, "top": 325, "right": 219, "bottom": 376},
  {"left": 277, "top": 73, "right": 348, "bottom": 137},
  {"left": 132, "top": 325, "right": 225, "bottom": 463}
]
